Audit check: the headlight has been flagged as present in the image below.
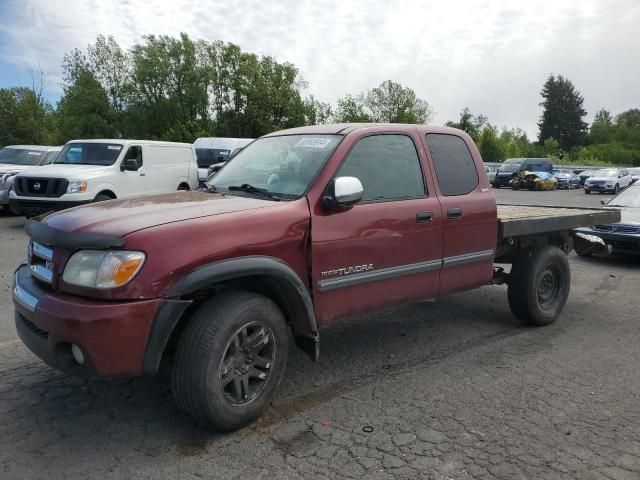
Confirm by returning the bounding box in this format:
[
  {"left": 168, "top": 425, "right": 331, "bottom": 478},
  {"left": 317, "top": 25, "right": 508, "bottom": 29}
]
[
  {"left": 63, "top": 250, "right": 145, "bottom": 289},
  {"left": 67, "top": 180, "right": 87, "bottom": 193}
]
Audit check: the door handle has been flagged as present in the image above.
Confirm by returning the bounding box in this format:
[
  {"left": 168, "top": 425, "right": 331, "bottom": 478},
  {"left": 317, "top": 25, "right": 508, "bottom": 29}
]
[
  {"left": 416, "top": 211, "right": 433, "bottom": 223},
  {"left": 447, "top": 207, "right": 462, "bottom": 219},
  {"left": 139, "top": 173, "right": 146, "bottom": 176}
]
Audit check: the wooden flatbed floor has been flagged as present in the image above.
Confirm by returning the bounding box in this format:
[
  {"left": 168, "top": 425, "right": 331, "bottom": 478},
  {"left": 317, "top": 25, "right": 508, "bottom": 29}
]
[{"left": 497, "top": 204, "right": 621, "bottom": 239}]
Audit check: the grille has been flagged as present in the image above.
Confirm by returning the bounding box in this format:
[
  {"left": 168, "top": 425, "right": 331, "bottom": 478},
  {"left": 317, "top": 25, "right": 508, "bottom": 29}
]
[
  {"left": 589, "top": 180, "right": 605, "bottom": 185},
  {"left": 17, "top": 312, "right": 49, "bottom": 339},
  {"left": 594, "top": 224, "right": 640, "bottom": 234},
  {"left": 28, "top": 241, "right": 54, "bottom": 286},
  {"left": 15, "top": 177, "right": 68, "bottom": 197}
]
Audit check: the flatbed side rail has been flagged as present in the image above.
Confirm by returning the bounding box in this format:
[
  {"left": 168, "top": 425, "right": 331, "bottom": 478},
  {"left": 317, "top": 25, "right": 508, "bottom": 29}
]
[{"left": 497, "top": 204, "right": 621, "bottom": 239}]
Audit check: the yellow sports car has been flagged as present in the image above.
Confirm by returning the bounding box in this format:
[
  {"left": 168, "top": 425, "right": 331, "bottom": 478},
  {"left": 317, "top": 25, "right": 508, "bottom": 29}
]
[{"left": 510, "top": 171, "right": 558, "bottom": 191}]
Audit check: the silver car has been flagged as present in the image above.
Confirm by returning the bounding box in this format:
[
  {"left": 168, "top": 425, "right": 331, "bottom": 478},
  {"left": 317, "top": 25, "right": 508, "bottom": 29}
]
[{"left": 0, "top": 145, "right": 61, "bottom": 211}]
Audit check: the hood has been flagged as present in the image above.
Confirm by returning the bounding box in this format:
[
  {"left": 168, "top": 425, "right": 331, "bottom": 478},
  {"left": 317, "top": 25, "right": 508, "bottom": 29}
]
[
  {"left": 15, "top": 163, "right": 113, "bottom": 179},
  {"left": 43, "top": 191, "right": 285, "bottom": 237},
  {"left": 0, "top": 164, "right": 35, "bottom": 175},
  {"left": 587, "top": 175, "right": 617, "bottom": 182}
]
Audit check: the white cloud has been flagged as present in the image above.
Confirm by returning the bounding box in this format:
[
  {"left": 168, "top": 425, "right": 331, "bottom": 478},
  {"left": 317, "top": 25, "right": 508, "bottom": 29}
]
[{"left": 1, "top": 0, "right": 638, "bottom": 138}]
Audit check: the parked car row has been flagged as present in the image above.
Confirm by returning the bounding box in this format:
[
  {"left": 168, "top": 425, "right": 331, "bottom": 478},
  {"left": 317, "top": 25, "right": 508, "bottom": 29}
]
[
  {"left": 0, "top": 137, "right": 254, "bottom": 217},
  {"left": 488, "top": 159, "right": 636, "bottom": 194}
]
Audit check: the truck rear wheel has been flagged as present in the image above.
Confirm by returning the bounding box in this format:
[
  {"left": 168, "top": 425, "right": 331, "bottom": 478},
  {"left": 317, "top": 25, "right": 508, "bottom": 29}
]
[
  {"left": 172, "top": 291, "right": 288, "bottom": 431},
  {"left": 508, "top": 246, "right": 570, "bottom": 326}
]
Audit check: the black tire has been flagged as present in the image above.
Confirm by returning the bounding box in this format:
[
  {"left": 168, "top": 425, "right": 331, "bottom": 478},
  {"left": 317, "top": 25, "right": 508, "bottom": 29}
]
[
  {"left": 584, "top": 189, "right": 590, "bottom": 194},
  {"left": 172, "top": 291, "right": 288, "bottom": 431},
  {"left": 94, "top": 193, "right": 113, "bottom": 202},
  {"left": 613, "top": 184, "right": 619, "bottom": 195},
  {"left": 508, "top": 246, "right": 571, "bottom": 326},
  {"left": 177, "top": 183, "right": 190, "bottom": 191}
]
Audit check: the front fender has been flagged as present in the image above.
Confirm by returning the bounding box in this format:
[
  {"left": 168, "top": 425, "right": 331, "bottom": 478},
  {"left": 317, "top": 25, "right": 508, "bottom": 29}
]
[{"left": 165, "top": 255, "right": 319, "bottom": 360}]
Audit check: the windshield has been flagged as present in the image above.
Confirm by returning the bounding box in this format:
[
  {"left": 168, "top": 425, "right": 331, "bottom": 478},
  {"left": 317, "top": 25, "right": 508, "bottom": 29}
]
[
  {"left": 208, "top": 134, "right": 341, "bottom": 199},
  {"left": 608, "top": 186, "right": 640, "bottom": 208},
  {"left": 41, "top": 150, "right": 59, "bottom": 165},
  {"left": 554, "top": 169, "right": 571, "bottom": 175},
  {"left": 54, "top": 143, "right": 123, "bottom": 166},
  {"left": 0, "top": 147, "right": 46, "bottom": 165},
  {"left": 498, "top": 162, "right": 522, "bottom": 173},
  {"left": 595, "top": 169, "right": 618, "bottom": 178},
  {"left": 196, "top": 148, "right": 232, "bottom": 168}
]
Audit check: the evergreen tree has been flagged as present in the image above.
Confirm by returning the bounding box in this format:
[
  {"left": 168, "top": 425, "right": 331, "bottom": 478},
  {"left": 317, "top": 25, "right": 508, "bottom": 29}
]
[{"left": 537, "top": 75, "right": 588, "bottom": 151}]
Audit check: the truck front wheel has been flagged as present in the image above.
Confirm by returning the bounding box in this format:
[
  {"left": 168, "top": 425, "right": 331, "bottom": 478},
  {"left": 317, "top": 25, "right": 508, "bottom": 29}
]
[
  {"left": 172, "top": 291, "right": 289, "bottom": 431},
  {"left": 508, "top": 246, "right": 570, "bottom": 326}
]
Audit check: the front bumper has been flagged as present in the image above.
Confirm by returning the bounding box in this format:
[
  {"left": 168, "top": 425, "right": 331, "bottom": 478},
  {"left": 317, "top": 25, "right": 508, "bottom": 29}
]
[
  {"left": 0, "top": 189, "right": 9, "bottom": 205},
  {"left": 574, "top": 228, "right": 640, "bottom": 255},
  {"left": 11, "top": 198, "right": 89, "bottom": 216},
  {"left": 12, "top": 264, "right": 164, "bottom": 377},
  {"left": 585, "top": 184, "right": 614, "bottom": 192}
]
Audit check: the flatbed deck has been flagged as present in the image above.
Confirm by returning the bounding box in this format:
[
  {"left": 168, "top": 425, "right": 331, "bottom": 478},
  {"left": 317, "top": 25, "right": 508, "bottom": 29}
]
[{"left": 497, "top": 204, "right": 621, "bottom": 239}]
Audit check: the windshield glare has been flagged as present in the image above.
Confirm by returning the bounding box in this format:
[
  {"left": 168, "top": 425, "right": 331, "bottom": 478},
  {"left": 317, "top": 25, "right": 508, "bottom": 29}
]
[
  {"left": 498, "top": 162, "right": 522, "bottom": 173},
  {"left": 608, "top": 186, "right": 640, "bottom": 208},
  {"left": 596, "top": 169, "right": 618, "bottom": 177},
  {"left": 0, "top": 147, "right": 46, "bottom": 166},
  {"left": 55, "top": 143, "right": 123, "bottom": 166},
  {"left": 208, "top": 134, "right": 341, "bottom": 198}
]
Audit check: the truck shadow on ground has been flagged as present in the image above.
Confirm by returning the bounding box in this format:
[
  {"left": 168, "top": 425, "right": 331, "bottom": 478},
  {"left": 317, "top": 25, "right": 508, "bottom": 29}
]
[{"left": 1, "top": 287, "right": 522, "bottom": 459}]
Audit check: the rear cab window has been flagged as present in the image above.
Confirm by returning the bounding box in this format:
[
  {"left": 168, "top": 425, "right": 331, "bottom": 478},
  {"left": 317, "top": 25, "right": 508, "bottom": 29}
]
[{"left": 426, "top": 134, "right": 478, "bottom": 196}]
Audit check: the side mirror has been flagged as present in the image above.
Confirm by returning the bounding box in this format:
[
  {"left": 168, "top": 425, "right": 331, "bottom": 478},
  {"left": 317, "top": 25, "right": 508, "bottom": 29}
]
[
  {"left": 208, "top": 161, "right": 227, "bottom": 176},
  {"left": 323, "top": 176, "right": 364, "bottom": 209},
  {"left": 121, "top": 158, "right": 139, "bottom": 171}
]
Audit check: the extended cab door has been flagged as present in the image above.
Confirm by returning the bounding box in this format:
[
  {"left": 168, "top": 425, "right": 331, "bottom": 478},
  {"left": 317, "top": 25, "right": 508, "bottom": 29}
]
[
  {"left": 422, "top": 133, "right": 497, "bottom": 294},
  {"left": 310, "top": 132, "right": 443, "bottom": 324}
]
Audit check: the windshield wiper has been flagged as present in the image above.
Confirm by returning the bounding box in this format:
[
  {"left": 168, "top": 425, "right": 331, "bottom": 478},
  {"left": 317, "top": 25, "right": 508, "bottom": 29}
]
[
  {"left": 227, "top": 184, "right": 282, "bottom": 201},
  {"left": 201, "top": 182, "right": 218, "bottom": 193}
]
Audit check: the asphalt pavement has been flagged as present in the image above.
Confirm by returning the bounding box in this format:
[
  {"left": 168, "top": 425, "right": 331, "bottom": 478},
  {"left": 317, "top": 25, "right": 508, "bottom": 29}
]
[{"left": 0, "top": 188, "right": 638, "bottom": 479}]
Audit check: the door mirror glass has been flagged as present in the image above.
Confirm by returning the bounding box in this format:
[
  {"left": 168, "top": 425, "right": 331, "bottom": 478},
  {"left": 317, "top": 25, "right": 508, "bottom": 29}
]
[
  {"left": 121, "top": 158, "right": 140, "bottom": 171},
  {"left": 324, "top": 176, "right": 364, "bottom": 208}
]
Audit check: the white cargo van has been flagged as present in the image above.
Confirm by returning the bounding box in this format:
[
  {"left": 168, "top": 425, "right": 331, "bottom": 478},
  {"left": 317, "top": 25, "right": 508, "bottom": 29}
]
[
  {"left": 193, "top": 137, "right": 253, "bottom": 182},
  {"left": 10, "top": 139, "right": 198, "bottom": 216}
]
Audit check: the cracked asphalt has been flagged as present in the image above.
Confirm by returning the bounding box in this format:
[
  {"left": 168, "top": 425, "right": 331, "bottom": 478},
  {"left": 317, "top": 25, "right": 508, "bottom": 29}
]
[{"left": 1, "top": 188, "right": 639, "bottom": 479}]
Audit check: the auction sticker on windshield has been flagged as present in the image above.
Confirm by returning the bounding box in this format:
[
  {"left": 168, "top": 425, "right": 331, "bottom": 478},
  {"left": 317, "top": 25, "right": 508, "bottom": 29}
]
[
  {"left": 296, "top": 137, "right": 334, "bottom": 149},
  {"left": 107, "top": 145, "right": 122, "bottom": 150}
]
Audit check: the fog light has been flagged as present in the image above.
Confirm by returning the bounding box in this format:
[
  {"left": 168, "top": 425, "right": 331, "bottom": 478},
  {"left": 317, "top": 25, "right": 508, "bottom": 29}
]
[{"left": 71, "top": 344, "right": 85, "bottom": 365}]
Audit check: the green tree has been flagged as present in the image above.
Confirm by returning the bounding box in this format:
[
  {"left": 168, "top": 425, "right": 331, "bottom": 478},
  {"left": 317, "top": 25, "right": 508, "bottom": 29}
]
[
  {"left": 445, "top": 108, "right": 488, "bottom": 141},
  {"left": 588, "top": 108, "right": 614, "bottom": 144},
  {"left": 56, "top": 69, "right": 116, "bottom": 141},
  {"left": 365, "top": 80, "right": 432, "bottom": 123},
  {"left": 303, "top": 96, "right": 333, "bottom": 125},
  {"left": 477, "top": 125, "right": 504, "bottom": 162},
  {"left": 0, "top": 86, "right": 54, "bottom": 145},
  {"left": 543, "top": 137, "right": 562, "bottom": 160},
  {"left": 537, "top": 74, "right": 588, "bottom": 151},
  {"left": 334, "top": 94, "right": 371, "bottom": 123}
]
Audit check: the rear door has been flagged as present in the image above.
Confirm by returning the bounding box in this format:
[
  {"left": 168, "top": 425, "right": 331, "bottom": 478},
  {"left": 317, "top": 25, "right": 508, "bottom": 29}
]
[
  {"left": 310, "top": 132, "right": 443, "bottom": 324},
  {"left": 423, "top": 133, "right": 496, "bottom": 294}
]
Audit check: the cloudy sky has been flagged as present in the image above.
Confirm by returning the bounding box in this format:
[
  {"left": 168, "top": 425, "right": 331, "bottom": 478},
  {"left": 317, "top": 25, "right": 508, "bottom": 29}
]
[{"left": 0, "top": 0, "right": 638, "bottom": 137}]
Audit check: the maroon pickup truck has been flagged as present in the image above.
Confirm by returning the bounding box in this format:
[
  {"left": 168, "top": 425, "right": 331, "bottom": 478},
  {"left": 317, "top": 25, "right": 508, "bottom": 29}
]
[{"left": 12, "top": 124, "right": 619, "bottom": 430}]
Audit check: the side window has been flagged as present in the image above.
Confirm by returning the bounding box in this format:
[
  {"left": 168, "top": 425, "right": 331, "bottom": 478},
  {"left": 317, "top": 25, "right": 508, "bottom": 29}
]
[
  {"left": 336, "top": 135, "right": 425, "bottom": 202},
  {"left": 124, "top": 146, "right": 143, "bottom": 168},
  {"left": 426, "top": 134, "right": 479, "bottom": 196}
]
